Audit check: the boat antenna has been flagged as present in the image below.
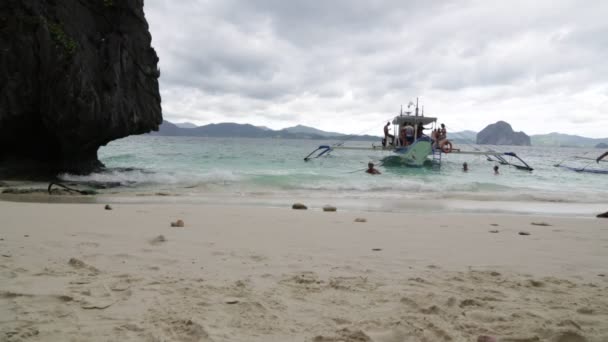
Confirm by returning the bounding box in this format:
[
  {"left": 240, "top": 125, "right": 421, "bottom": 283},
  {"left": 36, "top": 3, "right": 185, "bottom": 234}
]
[
  {"left": 415, "top": 98, "right": 419, "bottom": 116},
  {"left": 422, "top": 105, "right": 424, "bottom": 117},
  {"left": 400, "top": 105, "right": 403, "bottom": 116}
]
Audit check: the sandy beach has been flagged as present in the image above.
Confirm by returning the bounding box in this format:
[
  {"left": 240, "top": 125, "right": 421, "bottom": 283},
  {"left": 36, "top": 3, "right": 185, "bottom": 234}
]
[{"left": 1, "top": 200, "right": 607, "bottom": 341}]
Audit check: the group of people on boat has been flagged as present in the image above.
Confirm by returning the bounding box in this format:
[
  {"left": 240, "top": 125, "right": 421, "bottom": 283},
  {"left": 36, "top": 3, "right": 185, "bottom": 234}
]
[
  {"left": 383, "top": 122, "right": 451, "bottom": 152},
  {"left": 383, "top": 122, "right": 419, "bottom": 147},
  {"left": 384, "top": 121, "right": 419, "bottom": 147}
]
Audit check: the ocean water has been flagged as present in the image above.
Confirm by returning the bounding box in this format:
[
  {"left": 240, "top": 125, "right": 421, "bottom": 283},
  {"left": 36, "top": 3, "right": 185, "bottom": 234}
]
[{"left": 59, "top": 135, "right": 608, "bottom": 214}]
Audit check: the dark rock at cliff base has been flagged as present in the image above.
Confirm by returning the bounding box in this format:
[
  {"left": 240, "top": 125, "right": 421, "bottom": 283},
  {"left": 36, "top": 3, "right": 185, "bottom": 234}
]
[
  {"left": 476, "top": 121, "right": 531, "bottom": 146},
  {"left": 0, "top": 0, "right": 162, "bottom": 175}
]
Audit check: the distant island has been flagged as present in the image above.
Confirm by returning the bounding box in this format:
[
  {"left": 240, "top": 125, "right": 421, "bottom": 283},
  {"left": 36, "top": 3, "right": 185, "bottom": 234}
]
[
  {"left": 531, "top": 133, "right": 608, "bottom": 148},
  {"left": 153, "top": 120, "right": 608, "bottom": 147},
  {"left": 150, "top": 121, "right": 381, "bottom": 141},
  {"left": 476, "top": 121, "right": 531, "bottom": 146}
]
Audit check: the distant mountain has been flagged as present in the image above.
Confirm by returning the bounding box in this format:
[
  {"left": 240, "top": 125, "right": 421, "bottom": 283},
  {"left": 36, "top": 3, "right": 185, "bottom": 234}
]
[
  {"left": 531, "top": 133, "right": 608, "bottom": 148},
  {"left": 477, "top": 121, "right": 531, "bottom": 146},
  {"left": 151, "top": 121, "right": 380, "bottom": 141},
  {"left": 174, "top": 122, "right": 198, "bottom": 129},
  {"left": 283, "top": 125, "right": 344, "bottom": 137},
  {"left": 449, "top": 130, "right": 477, "bottom": 144},
  {"left": 595, "top": 142, "right": 608, "bottom": 149},
  {"left": 256, "top": 125, "right": 272, "bottom": 131}
]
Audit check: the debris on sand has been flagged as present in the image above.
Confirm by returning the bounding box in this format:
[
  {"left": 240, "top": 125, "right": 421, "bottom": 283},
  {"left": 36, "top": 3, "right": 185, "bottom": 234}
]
[
  {"left": 105, "top": 204, "right": 112, "bottom": 210},
  {"left": 519, "top": 231, "right": 531, "bottom": 236},
  {"left": 354, "top": 218, "right": 367, "bottom": 223},
  {"left": 531, "top": 222, "right": 551, "bottom": 226},
  {"left": 323, "top": 205, "right": 337, "bottom": 212}
]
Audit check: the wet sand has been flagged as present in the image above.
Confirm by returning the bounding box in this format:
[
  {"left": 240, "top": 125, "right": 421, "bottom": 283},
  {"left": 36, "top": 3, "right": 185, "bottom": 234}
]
[{"left": 1, "top": 201, "right": 607, "bottom": 341}]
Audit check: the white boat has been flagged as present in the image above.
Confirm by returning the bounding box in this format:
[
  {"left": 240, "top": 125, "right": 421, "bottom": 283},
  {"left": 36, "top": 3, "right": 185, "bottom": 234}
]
[{"left": 304, "top": 100, "right": 534, "bottom": 171}]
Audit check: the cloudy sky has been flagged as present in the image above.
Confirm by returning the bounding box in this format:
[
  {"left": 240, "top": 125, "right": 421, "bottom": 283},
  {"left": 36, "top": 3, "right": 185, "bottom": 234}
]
[{"left": 144, "top": 0, "right": 608, "bottom": 137}]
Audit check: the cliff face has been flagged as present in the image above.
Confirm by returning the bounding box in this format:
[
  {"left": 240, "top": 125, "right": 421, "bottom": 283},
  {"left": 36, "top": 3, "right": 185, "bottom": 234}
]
[
  {"left": 0, "top": 0, "right": 162, "bottom": 175},
  {"left": 476, "top": 121, "right": 531, "bottom": 146}
]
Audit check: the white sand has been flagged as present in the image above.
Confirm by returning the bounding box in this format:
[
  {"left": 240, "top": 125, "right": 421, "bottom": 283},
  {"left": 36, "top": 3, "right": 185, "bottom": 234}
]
[{"left": 1, "top": 201, "right": 607, "bottom": 341}]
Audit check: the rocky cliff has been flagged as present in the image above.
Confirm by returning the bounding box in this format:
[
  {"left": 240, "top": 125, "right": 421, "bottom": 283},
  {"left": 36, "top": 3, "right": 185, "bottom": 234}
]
[
  {"left": 0, "top": 0, "right": 162, "bottom": 175},
  {"left": 476, "top": 121, "right": 531, "bottom": 146}
]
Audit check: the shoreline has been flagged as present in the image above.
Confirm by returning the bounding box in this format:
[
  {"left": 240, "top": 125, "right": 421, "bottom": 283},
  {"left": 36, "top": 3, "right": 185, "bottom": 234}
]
[
  {"left": 1, "top": 201, "right": 607, "bottom": 341},
  {"left": 1, "top": 190, "right": 606, "bottom": 219}
]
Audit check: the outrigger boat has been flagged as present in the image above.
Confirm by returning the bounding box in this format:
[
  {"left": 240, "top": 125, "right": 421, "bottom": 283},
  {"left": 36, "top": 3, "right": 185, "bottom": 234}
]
[
  {"left": 553, "top": 154, "right": 608, "bottom": 174},
  {"left": 304, "top": 100, "right": 534, "bottom": 171}
]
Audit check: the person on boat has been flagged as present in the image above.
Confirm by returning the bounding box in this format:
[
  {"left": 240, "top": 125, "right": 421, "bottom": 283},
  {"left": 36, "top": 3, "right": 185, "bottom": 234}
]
[
  {"left": 366, "top": 162, "right": 381, "bottom": 175},
  {"left": 493, "top": 165, "right": 499, "bottom": 175},
  {"left": 597, "top": 151, "right": 608, "bottom": 163},
  {"left": 404, "top": 123, "right": 415, "bottom": 145},
  {"left": 438, "top": 123, "right": 447, "bottom": 141},
  {"left": 463, "top": 162, "right": 468, "bottom": 172},
  {"left": 431, "top": 129, "right": 439, "bottom": 148},
  {"left": 383, "top": 122, "right": 394, "bottom": 146},
  {"left": 416, "top": 123, "right": 425, "bottom": 139}
]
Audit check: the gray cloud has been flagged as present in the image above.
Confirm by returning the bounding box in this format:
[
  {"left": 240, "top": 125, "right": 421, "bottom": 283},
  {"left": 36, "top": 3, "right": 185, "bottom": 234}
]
[{"left": 144, "top": 0, "right": 608, "bottom": 137}]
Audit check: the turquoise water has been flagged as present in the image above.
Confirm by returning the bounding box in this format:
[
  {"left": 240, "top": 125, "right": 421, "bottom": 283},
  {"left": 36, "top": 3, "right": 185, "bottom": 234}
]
[{"left": 58, "top": 135, "right": 608, "bottom": 211}]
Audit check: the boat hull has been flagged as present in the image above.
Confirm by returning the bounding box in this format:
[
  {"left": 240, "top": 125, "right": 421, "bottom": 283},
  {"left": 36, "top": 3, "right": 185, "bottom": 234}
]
[{"left": 388, "top": 140, "right": 433, "bottom": 167}]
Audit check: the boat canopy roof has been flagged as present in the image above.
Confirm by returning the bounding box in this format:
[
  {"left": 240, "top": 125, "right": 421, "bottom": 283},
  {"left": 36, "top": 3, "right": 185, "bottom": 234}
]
[{"left": 392, "top": 114, "right": 437, "bottom": 126}]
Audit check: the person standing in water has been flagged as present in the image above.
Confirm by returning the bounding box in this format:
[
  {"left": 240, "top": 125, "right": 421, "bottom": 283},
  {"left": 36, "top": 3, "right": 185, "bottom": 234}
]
[
  {"left": 463, "top": 162, "right": 468, "bottom": 172},
  {"left": 494, "top": 165, "right": 499, "bottom": 175},
  {"left": 366, "top": 162, "right": 381, "bottom": 175}
]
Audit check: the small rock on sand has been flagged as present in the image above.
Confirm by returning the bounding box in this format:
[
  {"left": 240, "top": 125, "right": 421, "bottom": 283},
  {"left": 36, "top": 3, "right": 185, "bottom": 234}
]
[
  {"left": 477, "top": 336, "right": 497, "bottom": 342},
  {"left": 597, "top": 211, "right": 608, "bottom": 218},
  {"left": 489, "top": 230, "right": 499, "bottom": 233},
  {"left": 225, "top": 298, "right": 240, "bottom": 304},
  {"left": 68, "top": 257, "right": 99, "bottom": 273},
  {"left": 519, "top": 231, "right": 531, "bottom": 236},
  {"left": 323, "top": 205, "right": 337, "bottom": 212},
  {"left": 171, "top": 219, "right": 185, "bottom": 227},
  {"left": 372, "top": 248, "right": 382, "bottom": 252},
  {"left": 150, "top": 235, "right": 167, "bottom": 245},
  {"left": 531, "top": 221, "right": 551, "bottom": 226},
  {"left": 104, "top": 204, "right": 112, "bottom": 210},
  {"left": 292, "top": 203, "right": 307, "bottom": 210},
  {"left": 354, "top": 218, "right": 367, "bottom": 223}
]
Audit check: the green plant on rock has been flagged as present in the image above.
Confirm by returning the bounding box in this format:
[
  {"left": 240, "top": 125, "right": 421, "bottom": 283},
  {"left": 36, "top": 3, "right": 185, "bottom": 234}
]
[{"left": 47, "top": 21, "right": 78, "bottom": 56}]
